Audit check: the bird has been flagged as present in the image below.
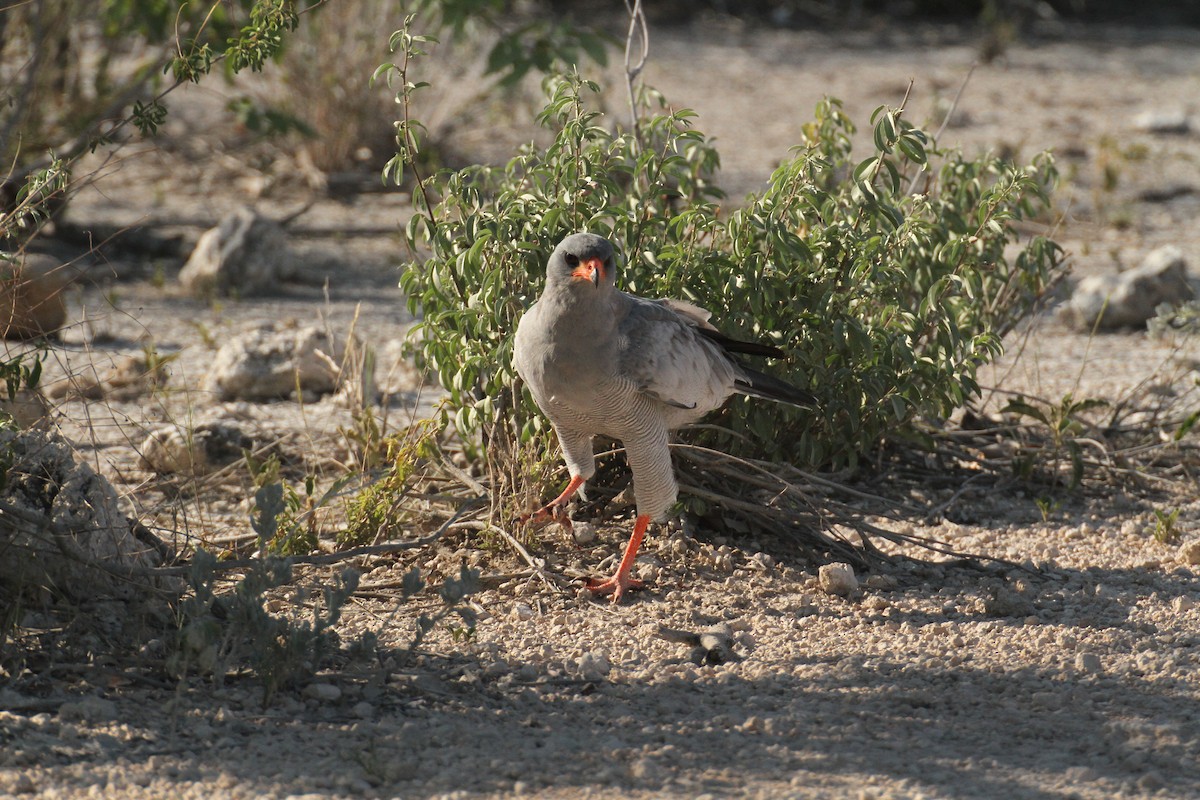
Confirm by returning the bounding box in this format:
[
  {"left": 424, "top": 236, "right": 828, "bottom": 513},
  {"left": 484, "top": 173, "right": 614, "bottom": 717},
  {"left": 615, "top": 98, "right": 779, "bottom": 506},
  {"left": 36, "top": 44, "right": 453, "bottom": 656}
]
[{"left": 513, "top": 232, "right": 813, "bottom": 603}]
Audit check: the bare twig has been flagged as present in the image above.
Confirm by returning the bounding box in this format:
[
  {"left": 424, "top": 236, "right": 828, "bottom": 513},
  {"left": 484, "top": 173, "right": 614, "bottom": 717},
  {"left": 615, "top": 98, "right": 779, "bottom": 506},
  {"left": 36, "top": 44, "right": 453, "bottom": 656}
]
[
  {"left": 623, "top": 0, "right": 650, "bottom": 144},
  {"left": 452, "top": 518, "right": 569, "bottom": 592},
  {"left": 934, "top": 61, "right": 977, "bottom": 142}
]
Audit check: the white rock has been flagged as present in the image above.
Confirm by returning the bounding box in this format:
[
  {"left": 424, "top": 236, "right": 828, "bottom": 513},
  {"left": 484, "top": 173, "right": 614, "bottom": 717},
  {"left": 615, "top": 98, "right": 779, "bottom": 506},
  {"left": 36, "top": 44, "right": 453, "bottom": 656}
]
[
  {"left": 179, "top": 205, "right": 293, "bottom": 298},
  {"left": 571, "top": 522, "right": 596, "bottom": 545},
  {"left": 1132, "top": 110, "right": 1191, "bottom": 134},
  {"left": 818, "top": 562, "right": 859, "bottom": 596},
  {"left": 0, "top": 428, "right": 172, "bottom": 601},
  {"left": 1177, "top": 539, "right": 1200, "bottom": 565},
  {"left": 1172, "top": 595, "right": 1195, "bottom": 612},
  {"left": 1062, "top": 245, "right": 1194, "bottom": 331},
  {"left": 1075, "top": 652, "right": 1102, "bottom": 673},
  {"left": 577, "top": 651, "right": 611, "bottom": 681},
  {"left": 203, "top": 321, "right": 353, "bottom": 401},
  {"left": 629, "top": 756, "right": 663, "bottom": 781}
]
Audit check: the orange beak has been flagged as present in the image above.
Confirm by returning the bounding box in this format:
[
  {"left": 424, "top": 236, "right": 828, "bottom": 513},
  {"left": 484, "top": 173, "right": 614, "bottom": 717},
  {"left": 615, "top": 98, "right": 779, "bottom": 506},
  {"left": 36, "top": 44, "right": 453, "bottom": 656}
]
[{"left": 571, "top": 257, "right": 604, "bottom": 287}]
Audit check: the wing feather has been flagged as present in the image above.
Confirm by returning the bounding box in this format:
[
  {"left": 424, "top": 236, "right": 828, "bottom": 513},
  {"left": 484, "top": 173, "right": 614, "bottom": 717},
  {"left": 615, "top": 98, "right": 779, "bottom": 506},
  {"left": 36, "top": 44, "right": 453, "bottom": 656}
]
[{"left": 618, "top": 295, "right": 737, "bottom": 415}]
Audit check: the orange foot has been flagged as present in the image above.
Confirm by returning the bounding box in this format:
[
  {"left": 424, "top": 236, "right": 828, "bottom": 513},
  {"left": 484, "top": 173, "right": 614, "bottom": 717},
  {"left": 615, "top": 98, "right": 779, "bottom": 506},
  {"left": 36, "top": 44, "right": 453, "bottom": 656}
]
[
  {"left": 583, "top": 513, "right": 652, "bottom": 604},
  {"left": 520, "top": 475, "right": 585, "bottom": 528},
  {"left": 584, "top": 572, "right": 645, "bottom": 604}
]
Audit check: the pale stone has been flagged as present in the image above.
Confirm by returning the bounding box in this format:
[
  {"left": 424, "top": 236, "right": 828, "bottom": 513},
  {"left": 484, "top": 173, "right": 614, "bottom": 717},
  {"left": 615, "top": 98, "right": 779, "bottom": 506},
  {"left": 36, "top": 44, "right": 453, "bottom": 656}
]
[
  {"left": 203, "top": 321, "right": 351, "bottom": 401},
  {"left": 818, "top": 562, "right": 859, "bottom": 596},
  {"left": 179, "top": 206, "right": 292, "bottom": 298},
  {"left": 1062, "top": 245, "right": 1194, "bottom": 331}
]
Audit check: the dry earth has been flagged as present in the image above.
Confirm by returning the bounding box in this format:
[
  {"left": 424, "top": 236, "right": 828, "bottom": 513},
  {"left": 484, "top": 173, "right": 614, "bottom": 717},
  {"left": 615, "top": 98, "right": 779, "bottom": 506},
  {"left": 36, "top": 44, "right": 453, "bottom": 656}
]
[{"left": 4, "top": 17, "right": 1200, "bottom": 800}]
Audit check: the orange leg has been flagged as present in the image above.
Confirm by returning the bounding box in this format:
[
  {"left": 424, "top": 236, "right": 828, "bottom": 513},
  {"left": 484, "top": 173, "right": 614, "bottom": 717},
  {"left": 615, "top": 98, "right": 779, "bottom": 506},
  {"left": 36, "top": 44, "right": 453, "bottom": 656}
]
[
  {"left": 584, "top": 514, "right": 649, "bottom": 604},
  {"left": 523, "top": 474, "right": 585, "bottom": 526}
]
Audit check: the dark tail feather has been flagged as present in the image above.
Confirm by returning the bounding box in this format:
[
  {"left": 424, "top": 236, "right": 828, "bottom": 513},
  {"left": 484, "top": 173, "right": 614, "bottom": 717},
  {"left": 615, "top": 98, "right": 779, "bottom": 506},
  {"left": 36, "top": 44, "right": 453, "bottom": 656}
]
[
  {"left": 735, "top": 366, "right": 815, "bottom": 408},
  {"left": 697, "top": 327, "right": 787, "bottom": 359}
]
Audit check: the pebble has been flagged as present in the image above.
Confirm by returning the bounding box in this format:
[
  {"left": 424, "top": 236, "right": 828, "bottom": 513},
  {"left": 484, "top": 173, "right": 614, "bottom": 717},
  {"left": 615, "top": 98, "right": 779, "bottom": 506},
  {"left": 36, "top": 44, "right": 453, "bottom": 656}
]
[
  {"left": 303, "top": 683, "right": 342, "bottom": 702},
  {"left": 864, "top": 574, "right": 898, "bottom": 590},
  {"left": 818, "top": 562, "right": 858, "bottom": 596},
  {"left": 577, "top": 651, "right": 611, "bottom": 682},
  {"left": 1177, "top": 539, "right": 1200, "bottom": 565},
  {"left": 571, "top": 522, "right": 596, "bottom": 545},
  {"left": 630, "top": 757, "right": 663, "bottom": 782},
  {"left": 58, "top": 696, "right": 117, "bottom": 723},
  {"left": 1076, "top": 653, "right": 1103, "bottom": 673},
  {"left": 1172, "top": 595, "right": 1196, "bottom": 612}
]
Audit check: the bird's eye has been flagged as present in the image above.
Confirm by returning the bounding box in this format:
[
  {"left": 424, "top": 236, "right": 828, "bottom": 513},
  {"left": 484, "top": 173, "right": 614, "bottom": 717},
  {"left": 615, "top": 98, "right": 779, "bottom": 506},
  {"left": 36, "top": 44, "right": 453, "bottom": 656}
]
[{"left": 564, "top": 254, "right": 579, "bottom": 268}]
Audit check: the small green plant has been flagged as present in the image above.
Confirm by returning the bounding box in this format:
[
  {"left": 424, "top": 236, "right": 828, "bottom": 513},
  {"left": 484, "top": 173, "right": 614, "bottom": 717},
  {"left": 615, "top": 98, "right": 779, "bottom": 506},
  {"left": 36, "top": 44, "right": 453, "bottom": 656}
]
[
  {"left": 1150, "top": 300, "right": 1200, "bottom": 338},
  {"left": 246, "top": 455, "right": 318, "bottom": 556},
  {"left": 1152, "top": 508, "right": 1182, "bottom": 545},
  {"left": 340, "top": 421, "right": 439, "bottom": 549},
  {"left": 167, "top": 548, "right": 360, "bottom": 706},
  {"left": 340, "top": 406, "right": 387, "bottom": 474},
  {"left": 1034, "top": 495, "right": 1061, "bottom": 522},
  {"left": 1091, "top": 134, "right": 1136, "bottom": 229},
  {"left": 140, "top": 341, "right": 179, "bottom": 396},
  {"left": 0, "top": 351, "right": 43, "bottom": 402},
  {"left": 412, "top": 563, "right": 480, "bottom": 650},
  {"left": 1003, "top": 393, "right": 1109, "bottom": 488},
  {"left": 189, "top": 320, "right": 220, "bottom": 351}
]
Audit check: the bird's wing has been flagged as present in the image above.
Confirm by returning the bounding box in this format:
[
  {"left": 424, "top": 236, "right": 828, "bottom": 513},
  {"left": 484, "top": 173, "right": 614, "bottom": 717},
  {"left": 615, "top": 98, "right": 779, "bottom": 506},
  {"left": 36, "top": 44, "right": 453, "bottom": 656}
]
[
  {"left": 618, "top": 295, "right": 738, "bottom": 413},
  {"left": 656, "top": 298, "right": 717, "bottom": 330},
  {"left": 656, "top": 298, "right": 786, "bottom": 357}
]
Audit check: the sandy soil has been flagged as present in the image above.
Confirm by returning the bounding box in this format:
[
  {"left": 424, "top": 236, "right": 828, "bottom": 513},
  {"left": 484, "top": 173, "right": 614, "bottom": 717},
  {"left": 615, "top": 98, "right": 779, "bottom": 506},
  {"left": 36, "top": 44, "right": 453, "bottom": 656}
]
[{"left": 3, "top": 18, "right": 1200, "bottom": 800}]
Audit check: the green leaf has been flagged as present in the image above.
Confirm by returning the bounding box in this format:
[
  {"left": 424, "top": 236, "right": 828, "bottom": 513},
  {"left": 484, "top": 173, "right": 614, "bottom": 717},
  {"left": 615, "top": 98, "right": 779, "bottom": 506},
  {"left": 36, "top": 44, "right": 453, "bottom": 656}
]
[
  {"left": 1175, "top": 410, "right": 1200, "bottom": 441},
  {"left": 1002, "top": 398, "right": 1051, "bottom": 426}
]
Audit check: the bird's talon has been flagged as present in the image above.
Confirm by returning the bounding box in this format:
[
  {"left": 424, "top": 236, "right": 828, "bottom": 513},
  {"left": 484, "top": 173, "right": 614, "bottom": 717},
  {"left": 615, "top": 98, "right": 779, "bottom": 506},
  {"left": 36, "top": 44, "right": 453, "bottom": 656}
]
[
  {"left": 584, "top": 573, "right": 645, "bottom": 604},
  {"left": 522, "top": 504, "right": 571, "bottom": 530}
]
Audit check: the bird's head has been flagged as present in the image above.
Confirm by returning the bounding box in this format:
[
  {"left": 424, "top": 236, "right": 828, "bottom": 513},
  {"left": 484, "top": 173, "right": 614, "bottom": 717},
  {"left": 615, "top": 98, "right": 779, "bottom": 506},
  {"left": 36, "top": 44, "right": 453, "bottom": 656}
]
[{"left": 546, "top": 232, "right": 617, "bottom": 292}]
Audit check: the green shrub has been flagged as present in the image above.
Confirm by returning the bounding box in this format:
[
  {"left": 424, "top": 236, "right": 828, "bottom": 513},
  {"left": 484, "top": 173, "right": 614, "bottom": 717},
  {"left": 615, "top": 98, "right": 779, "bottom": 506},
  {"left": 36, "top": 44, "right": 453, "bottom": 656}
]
[
  {"left": 340, "top": 420, "right": 440, "bottom": 548},
  {"left": 168, "top": 549, "right": 356, "bottom": 706},
  {"left": 390, "top": 54, "right": 1064, "bottom": 478}
]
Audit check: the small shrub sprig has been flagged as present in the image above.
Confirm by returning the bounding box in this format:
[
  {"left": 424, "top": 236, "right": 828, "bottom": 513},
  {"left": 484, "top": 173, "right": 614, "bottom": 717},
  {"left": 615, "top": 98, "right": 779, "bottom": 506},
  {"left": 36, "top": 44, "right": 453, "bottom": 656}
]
[{"left": 167, "top": 548, "right": 359, "bottom": 706}]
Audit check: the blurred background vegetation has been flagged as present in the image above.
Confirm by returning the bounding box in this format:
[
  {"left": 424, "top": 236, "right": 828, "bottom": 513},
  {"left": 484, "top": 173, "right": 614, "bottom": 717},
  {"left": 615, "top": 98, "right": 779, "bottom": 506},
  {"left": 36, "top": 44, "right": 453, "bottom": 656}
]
[{"left": 2, "top": 0, "right": 1198, "bottom": 251}]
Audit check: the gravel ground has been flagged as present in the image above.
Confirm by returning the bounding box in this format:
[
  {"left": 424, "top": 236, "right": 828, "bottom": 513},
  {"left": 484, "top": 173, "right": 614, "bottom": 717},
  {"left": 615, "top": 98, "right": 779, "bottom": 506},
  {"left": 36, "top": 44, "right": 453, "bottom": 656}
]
[{"left": 3, "top": 17, "right": 1200, "bottom": 800}]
